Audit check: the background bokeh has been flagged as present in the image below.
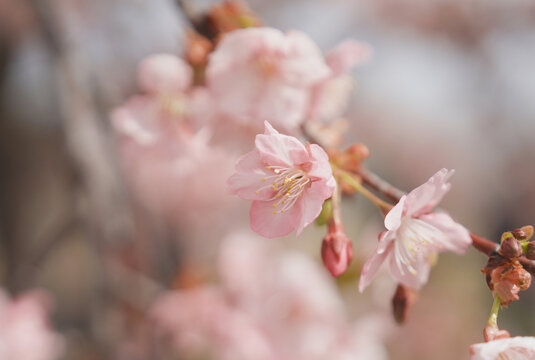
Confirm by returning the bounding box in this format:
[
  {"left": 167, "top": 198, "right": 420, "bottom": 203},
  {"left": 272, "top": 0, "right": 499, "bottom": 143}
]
[{"left": 1, "top": 0, "right": 534, "bottom": 359}]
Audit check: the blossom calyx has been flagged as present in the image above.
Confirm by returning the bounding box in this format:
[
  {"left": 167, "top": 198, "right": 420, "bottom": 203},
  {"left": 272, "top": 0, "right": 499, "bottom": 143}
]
[
  {"left": 321, "top": 223, "right": 353, "bottom": 277},
  {"left": 483, "top": 323, "right": 510, "bottom": 342},
  {"left": 499, "top": 232, "right": 522, "bottom": 259}
]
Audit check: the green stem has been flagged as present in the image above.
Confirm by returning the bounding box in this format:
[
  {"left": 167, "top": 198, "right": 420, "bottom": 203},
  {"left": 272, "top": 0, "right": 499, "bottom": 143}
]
[
  {"left": 488, "top": 296, "right": 501, "bottom": 327},
  {"left": 336, "top": 168, "right": 393, "bottom": 215}
]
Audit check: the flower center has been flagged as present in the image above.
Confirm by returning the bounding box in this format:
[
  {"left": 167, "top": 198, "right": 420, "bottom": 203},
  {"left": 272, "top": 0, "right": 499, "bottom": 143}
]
[
  {"left": 159, "top": 93, "right": 188, "bottom": 118},
  {"left": 394, "top": 218, "right": 446, "bottom": 275},
  {"left": 257, "top": 165, "right": 310, "bottom": 214}
]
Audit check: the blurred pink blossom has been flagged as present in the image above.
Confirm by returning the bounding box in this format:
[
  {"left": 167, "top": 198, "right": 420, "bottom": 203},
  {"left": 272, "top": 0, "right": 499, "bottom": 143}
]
[
  {"left": 228, "top": 121, "right": 335, "bottom": 238},
  {"left": 151, "top": 231, "right": 391, "bottom": 360},
  {"left": 0, "top": 290, "right": 64, "bottom": 360},
  {"left": 111, "top": 54, "right": 236, "bottom": 234},
  {"left": 206, "top": 27, "right": 331, "bottom": 131},
  {"left": 470, "top": 337, "right": 535, "bottom": 360},
  {"left": 359, "top": 169, "right": 471, "bottom": 291}
]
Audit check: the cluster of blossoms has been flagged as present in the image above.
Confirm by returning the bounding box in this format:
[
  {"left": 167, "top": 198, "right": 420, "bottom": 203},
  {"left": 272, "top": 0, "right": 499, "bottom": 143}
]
[
  {"left": 109, "top": 2, "right": 535, "bottom": 358},
  {"left": 150, "top": 232, "right": 391, "bottom": 360}
]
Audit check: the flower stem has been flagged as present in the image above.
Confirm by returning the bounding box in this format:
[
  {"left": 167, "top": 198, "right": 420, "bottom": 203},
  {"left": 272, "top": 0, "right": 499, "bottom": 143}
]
[
  {"left": 336, "top": 168, "right": 393, "bottom": 215},
  {"left": 488, "top": 296, "right": 501, "bottom": 327}
]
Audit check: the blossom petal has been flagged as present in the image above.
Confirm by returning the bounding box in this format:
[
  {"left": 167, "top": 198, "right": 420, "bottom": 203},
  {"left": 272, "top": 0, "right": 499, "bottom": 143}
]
[
  {"left": 137, "top": 54, "right": 192, "bottom": 94},
  {"left": 384, "top": 196, "right": 406, "bottom": 231},
  {"left": 306, "top": 144, "right": 333, "bottom": 180},
  {"left": 295, "top": 180, "right": 335, "bottom": 236},
  {"left": 250, "top": 199, "right": 302, "bottom": 238},
  {"left": 358, "top": 243, "right": 392, "bottom": 293},
  {"left": 255, "top": 130, "right": 308, "bottom": 167},
  {"left": 377, "top": 230, "right": 396, "bottom": 254},
  {"left": 470, "top": 337, "right": 535, "bottom": 359},
  {"left": 418, "top": 212, "right": 472, "bottom": 254},
  {"left": 325, "top": 39, "right": 372, "bottom": 77},
  {"left": 227, "top": 150, "right": 273, "bottom": 200},
  {"left": 111, "top": 96, "right": 164, "bottom": 145},
  {"left": 405, "top": 168, "right": 454, "bottom": 217}
]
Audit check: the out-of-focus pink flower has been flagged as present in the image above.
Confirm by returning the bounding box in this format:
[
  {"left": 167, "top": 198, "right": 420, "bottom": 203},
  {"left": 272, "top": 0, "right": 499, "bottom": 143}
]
[
  {"left": 111, "top": 53, "right": 237, "bottom": 242},
  {"left": 308, "top": 40, "right": 372, "bottom": 122},
  {"left": 228, "top": 122, "right": 335, "bottom": 238},
  {"left": 470, "top": 337, "right": 535, "bottom": 360},
  {"left": 0, "top": 290, "right": 64, "bottom": 360},
  {"left": 359, "top": 169, "right": 472, "bottom": 291},
  {"left": 151, "top": 232, "right": 392, "bottom": 360},
  {"left": 137, "top": 54, "right": 192, "bottom": 95},
  {"left": 206, "top": 27, "right": 331, "bottom": 131}
]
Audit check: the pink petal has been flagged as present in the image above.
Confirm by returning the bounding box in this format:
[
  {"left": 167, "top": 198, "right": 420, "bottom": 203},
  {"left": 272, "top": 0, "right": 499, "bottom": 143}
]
[
  {"left": 377, "top": 230, "right": 396, "bottom": 254},
  {"left": 254, "top": 81, "right": 309, "bottom": 129},
  {"left": 306, "top": 144, "right": 333, "bottom": 180},
  {"left": 255, "top": 130, "right": 309, "bottom": 167},
  {"left": 111, "top": 96, "right": 164, "bottom": 145},
  {"left": 358, "top": 243, "right": 392, "bottom": 293},
  {"left": 325, "top": 39, "right": 372, "bottom": 77},
  {"left": 295, "top": 180, "right": 335, "bottom": 236},
  {"left": 405, "top": 168, "right": 454, "bottom": 217},
  {"left": 249, "top": 199, "right": 302, "bottom": 238},
  {"left": 418, "top": 212, "right": 472, "bottom": 254},
  {"left": 137, "top": 54, "right": 192, "bottom": 94},
  {"left": 227, "top": 150, "right": 273, "bottom": 200},
  {"left": 384, "top": 196, "right": 406, "bottom": 231},
  {"left": 263, "top": 121, "right": 279, "bottom": 135}
]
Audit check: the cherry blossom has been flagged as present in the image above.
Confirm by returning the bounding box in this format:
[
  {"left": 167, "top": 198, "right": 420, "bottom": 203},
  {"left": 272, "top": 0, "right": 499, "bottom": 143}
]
[
  {"left": 228, "top": 121, "right": 335, "bottom": 238},
  {"left": 206, "top": 27, "right": 331, "bottom": 131},
  {"left": 470, "top": 337, "right": 535, "bottom": 360},
  {"left": 359, "top": 169, "right": 472, "bottom": 291},
  {"left": 0, "top": 290, "right": 64, "bottom": 360}
]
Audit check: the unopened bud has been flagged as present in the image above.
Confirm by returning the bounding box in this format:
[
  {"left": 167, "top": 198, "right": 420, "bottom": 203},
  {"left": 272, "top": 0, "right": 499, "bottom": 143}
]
[
  {"left": 525, "top": 242, "right": 535, "bottom": 260},
  {"left": 392, "top": 284, "right": 417, "bottom": 324},
  {"left": 321, "top": 227, "right": 353, "bottom": 277},
  {"left": 513, "top": 225, "right": 534, "bottom": 241},
  {"left": 484, "top": 323, "right": 510, "bottom": 342},
  {"left": 499, "top": 232, "right": 522, "bottom": 259}
]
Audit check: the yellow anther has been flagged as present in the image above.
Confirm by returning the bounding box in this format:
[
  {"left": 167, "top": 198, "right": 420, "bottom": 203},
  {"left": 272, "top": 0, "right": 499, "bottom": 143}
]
[
  {"left": 266, "top": 166, "right": 271, "bottom": 170},
  {"left": 273, "top": 203, "right": 277, "bottom": 208},
  {"left": 272, "top": 210, "right": 277, "bottom": 214},
  {"left": 261, "top": 178, "right": 266, "bottom": 182}
]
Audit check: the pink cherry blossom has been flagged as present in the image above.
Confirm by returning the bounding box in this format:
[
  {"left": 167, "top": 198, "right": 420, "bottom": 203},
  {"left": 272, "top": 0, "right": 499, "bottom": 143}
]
[
  {"left": 228, "top": 122, "right": 335, "bottom": 238},
  {"left": 470, "top": 337, "right": 535, "bottom": 360},
  {"left": 0, "top": 290, "right": 64, "bottom": 360},
  {"left": 206, "top": 27, "right": 331, "bottom": 131},
  {"left": 359, "top": 168, "right": 472, "bottom": 291}
]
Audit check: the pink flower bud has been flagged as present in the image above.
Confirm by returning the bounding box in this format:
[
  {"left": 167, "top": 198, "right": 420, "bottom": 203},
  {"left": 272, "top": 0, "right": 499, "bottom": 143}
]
[{"left": 321, "top": 226, "right": 353, "bottom": 277}]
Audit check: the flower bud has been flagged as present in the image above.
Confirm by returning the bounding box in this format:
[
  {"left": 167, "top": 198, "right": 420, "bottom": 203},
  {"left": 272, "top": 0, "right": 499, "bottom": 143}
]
[
  {"left": 513, "top": 225, "right": 534, "bottom": 241},
  {"left": 392, "top": 284, "right": 417, "bottom": 324},
  {"left": 484, "top": 323, "right": 510, "bottom": 342},
  {"left": 525, "top": 242, "right": 535, "bottom": 260},
  {"left": 321, "top": 226, "right": 353, "bottom": 277},
  {"left": 499, "top": 232, "right": 522, "bottom": 259}
]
